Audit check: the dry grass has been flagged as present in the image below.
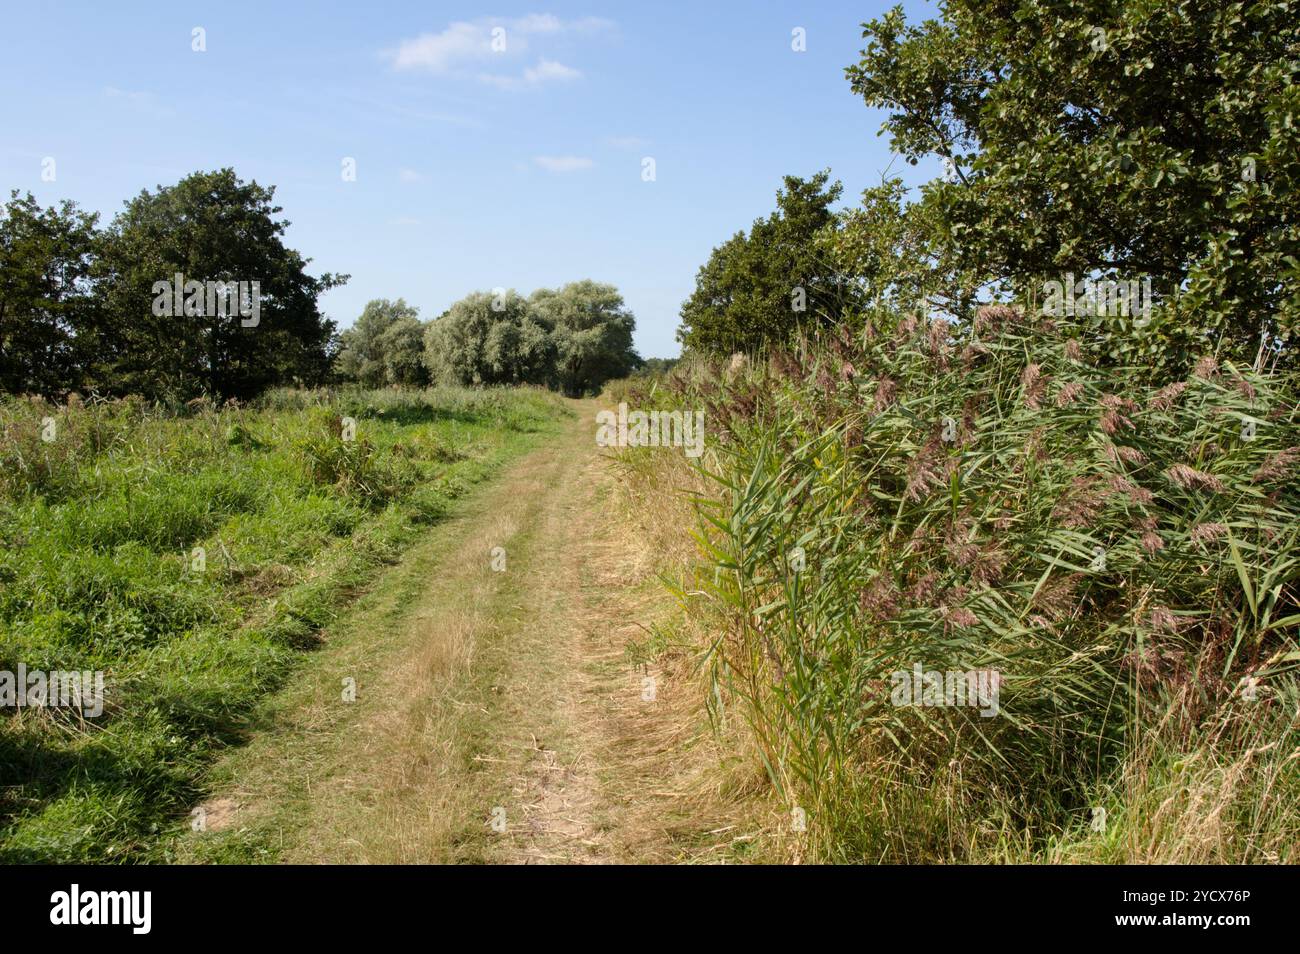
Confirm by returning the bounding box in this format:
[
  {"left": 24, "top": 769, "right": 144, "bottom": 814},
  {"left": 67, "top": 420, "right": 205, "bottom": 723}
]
[
  {"left": 606, "top": 437, "right": 784, "bottom": 862},
  {"left": 1041, "top": 687, "right": 1300, "bottom": 864},
  {"left": 179, "top": 398, "right": 771, "bottom": 864}
]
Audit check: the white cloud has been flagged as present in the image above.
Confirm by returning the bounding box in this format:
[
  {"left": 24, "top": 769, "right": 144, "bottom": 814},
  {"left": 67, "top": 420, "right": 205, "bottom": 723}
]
[
  {"left": 533, "top": 155, "right": 594, "bottom": 173},
  {"left": 387, "top": 14, "right": 610, "bottom": 86},
  {"left": 398, "top": 168, "right": 426, "bottom": 183},
  {"left": 525, "top": 58, "right": 580, "bottom": 83},
  {"left": 390, "top": 21, "right": 486, "bottom": 73},
  {"left": 480, "top": 58, "right": 581, "bottom": 90}
]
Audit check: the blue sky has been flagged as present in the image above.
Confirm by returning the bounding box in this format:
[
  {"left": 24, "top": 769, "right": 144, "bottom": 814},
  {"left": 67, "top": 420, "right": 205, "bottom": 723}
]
[{"left": 1, "top": 1, "right": 939, "bottom": 358}]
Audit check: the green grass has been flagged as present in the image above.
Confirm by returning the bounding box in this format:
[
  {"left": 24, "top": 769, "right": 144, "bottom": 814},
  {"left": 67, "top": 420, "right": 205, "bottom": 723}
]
[{"left": 0, "top": 385, "right": 569, "bottom": 862}]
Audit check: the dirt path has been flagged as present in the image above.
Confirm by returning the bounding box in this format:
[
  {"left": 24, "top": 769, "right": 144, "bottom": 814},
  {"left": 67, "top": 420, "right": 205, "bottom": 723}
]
[{"left": 183, "top": 399, "right": 746, "bottom": 864}]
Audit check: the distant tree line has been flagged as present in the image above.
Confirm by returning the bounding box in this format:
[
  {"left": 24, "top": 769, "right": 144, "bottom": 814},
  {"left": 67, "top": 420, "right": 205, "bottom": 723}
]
[
  {"left": 336, "top": 280, "right": 642, "bottom": 397},
  {"left": 1, "top": 169, "right": 345, "bottom": 402},
  {"left": 2, "top": 168, "right": 648, "bottom": 402}
]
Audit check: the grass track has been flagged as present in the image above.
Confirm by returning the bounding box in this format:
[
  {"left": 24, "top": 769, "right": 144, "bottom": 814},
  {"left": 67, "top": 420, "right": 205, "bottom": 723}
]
[
  {"left": 0, "top": 387, "right": 569, "bottom": 861},
  {"left": 176, "top": 399, "right": 758, "bottom": 864}
]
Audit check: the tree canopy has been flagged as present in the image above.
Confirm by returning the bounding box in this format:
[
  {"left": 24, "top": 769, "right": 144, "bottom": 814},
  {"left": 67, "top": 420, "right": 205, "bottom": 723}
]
[
  {"left": 2, "top": 170, "right": 346, "bottom": 401},
  {"left": 531, "top": 280, "right": 639, "bottom": 396},
  {"left": 95, "top": 168, "right": 345, "bottom": 400},
  {"left": 336, "top": 298, "right": 426, "bottom": 388},
  {"left": 842, "top": 0, "right": 1299, "bottom": 365},
  {"left": 422, "top": 281, "right": 639, "bottom": 395},
  {"left": 677, "top": 171, "right": 862, "bottom": 353},
  {"left": 422, "top": 290, "right": 554, "bottom": 388},
  {"left": 0, "top": 192, "right": 99, "bottom": 397}
]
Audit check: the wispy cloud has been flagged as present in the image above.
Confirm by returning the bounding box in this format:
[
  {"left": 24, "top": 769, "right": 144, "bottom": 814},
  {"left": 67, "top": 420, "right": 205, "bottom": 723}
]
[
  {"left": 336, "top": 92, "right": 484, "bottom": 130},
  {"left": 525, "top": 57, "right": 582, "bottom": 83},
  {"left": 387, "top": 14, "right": 610, "bottom": 90},
  {"left": 604, "top": 135, "right": 649, "bottom": 150},
  {"left": 398, "top": 168, "right": 426, "bottom": 183},
  {"left": 102, "top": 86, "right": 174, "bottom": 119},
  {"left": 533, "top": 155, "right": 594, "bottom": 173},
  {"left": 479, "top": 58, "right": 581, "bottom": 90}
]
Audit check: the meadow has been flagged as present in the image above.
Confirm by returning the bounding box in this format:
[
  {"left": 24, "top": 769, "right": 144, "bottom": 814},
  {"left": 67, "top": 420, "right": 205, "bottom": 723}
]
[{"left": 0, "top": 386, "right": 568, "bottom": 862}]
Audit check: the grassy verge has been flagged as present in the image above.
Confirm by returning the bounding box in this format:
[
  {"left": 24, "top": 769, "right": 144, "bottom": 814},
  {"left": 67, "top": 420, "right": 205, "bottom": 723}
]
[
  {"left": 608, "top": 435, "right": 788, "bottom": 862},
  {"left": 0, "top": 386, "right": 569, "bottom": 862}
]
